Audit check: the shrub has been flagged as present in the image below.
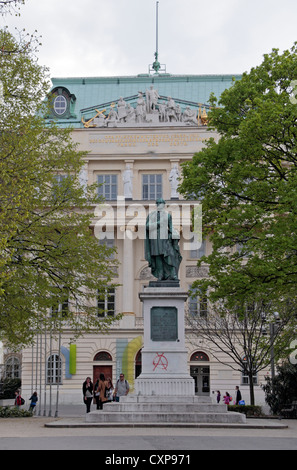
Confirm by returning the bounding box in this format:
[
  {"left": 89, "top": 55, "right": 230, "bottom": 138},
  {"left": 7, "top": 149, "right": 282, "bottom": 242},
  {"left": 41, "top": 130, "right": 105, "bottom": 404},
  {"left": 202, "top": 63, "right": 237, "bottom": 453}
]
[
  {"left": 0, "top": 406, "right": 32, "bottom": 418},
  {"left": 228, "top": 405, "right": 263, "bottom": 416},
  {"left": 262, "top": 362, "right": 297, "bottom": 415},
  {"left": 0, "top": 378, "right": 21, "bottom": 399}
]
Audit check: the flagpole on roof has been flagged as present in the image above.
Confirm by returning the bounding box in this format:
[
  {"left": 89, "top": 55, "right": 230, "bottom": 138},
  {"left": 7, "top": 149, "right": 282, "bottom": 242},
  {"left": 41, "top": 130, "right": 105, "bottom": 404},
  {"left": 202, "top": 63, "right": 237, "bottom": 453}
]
[
  {"left": 152, "top": 1, "right": 161, "bottom": 74},
  {"left": 156, "top": 1, "right": 159, "bottom": 58}
]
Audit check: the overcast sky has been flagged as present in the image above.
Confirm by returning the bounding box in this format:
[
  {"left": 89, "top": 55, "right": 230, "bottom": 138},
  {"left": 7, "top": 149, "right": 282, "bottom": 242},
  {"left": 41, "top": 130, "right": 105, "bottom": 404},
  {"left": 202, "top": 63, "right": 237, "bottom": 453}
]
[{"left": 2, "top": 0, "right": 297, "bottom": 78}]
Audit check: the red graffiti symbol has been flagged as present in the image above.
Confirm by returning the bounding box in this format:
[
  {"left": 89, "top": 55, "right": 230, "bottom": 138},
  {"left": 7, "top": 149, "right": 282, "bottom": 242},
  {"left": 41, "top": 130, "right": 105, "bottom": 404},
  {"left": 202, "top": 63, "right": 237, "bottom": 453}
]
[{"left": 153, "top": 353, "right": 168, "bottom": 371}]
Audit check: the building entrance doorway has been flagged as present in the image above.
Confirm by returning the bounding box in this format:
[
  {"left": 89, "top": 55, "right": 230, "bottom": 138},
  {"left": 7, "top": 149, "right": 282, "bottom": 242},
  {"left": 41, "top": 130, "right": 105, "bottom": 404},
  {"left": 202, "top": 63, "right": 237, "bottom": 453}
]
[
  {"left": 93, "top": 365, "right": 112, "bottom": 385},
  {"left": 190, "top": 366, "right": 210, "bottom": 396},
  {"left": 93, "top": 351, "right": 113, "bottom": 387},
  {"left": 190, "top": 351, "right": 210, "bottom": 396},
  {"left": 93, "top": 365, "right": 112, "bottom": 404}
]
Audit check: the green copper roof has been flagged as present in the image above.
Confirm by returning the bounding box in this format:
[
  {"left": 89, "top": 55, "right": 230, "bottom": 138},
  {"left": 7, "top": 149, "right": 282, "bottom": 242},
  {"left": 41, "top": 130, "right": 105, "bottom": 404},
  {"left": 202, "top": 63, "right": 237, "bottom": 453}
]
[{"left": 49, "top": 73, "right": 241, "bottom": 128}]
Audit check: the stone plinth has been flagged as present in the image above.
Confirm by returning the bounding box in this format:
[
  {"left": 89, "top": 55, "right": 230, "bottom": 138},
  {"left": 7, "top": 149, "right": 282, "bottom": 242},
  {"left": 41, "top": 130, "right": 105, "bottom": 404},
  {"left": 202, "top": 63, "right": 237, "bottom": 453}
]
[{"left": 134, "top": 286, "right": 195, "bottom": 396}]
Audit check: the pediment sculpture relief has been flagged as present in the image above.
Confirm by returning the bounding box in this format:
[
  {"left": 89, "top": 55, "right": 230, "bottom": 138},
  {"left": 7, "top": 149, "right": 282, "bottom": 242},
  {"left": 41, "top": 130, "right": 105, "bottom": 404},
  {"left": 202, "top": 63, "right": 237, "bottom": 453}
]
[{"left": 82, "top": 86, "right": 208, "bottom": 128}]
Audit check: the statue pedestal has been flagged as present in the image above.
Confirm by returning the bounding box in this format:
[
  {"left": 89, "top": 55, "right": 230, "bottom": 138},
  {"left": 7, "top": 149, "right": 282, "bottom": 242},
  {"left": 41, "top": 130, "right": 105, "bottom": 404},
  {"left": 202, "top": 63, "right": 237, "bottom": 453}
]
[
  {"left": 85, "top": 284, "right": 246, "bottom": 425},
  {"left": 135, "top": 285, "right": 195, "bottom": 396}
]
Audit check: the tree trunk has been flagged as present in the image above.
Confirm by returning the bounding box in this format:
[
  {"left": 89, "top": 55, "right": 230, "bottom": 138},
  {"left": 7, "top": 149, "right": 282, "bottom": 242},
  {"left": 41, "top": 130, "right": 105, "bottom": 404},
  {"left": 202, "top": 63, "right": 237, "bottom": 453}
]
[{"left": 249, "top": 374, "right": 255, "bottom": 405}]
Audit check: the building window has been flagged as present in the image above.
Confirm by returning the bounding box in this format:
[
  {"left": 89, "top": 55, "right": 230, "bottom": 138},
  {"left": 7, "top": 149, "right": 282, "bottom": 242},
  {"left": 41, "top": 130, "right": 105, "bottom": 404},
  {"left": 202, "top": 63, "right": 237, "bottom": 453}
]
[
  {"left": 190, "top": 237, "right": 206, "bottom": 259},
  {"left": 53, "top": 95, "right": 68, "bottom": 116},
  {"left": 49, "top": 87, "right": 76, "bottom": 120},
  {"left": 4, "top": 357, "right": 21, "bottom": 379},
  {"left": 241, "top": 356, "right": 258, "bottom": 385},
  {"left": 135, "top": 349, "right": 142, "bottom": 378},
  {"left": 188, "top": 287, "right": 208, "bottom": 318},
  {"left": 52, "top": 174, "right": 71, "bottom": 200},
  {"left": 142, "top": 174, "right": 162, "bottom": 200},
  {"left": 190, "top": 351, "right": 209, "bottom": 362},
  {"left": 241, "top": 371, "right": 258, "bottom": 385},
  {"left": 97, "top": 287, "right": 116, "bottom": 317},
  {"left": 97, "top": 175, "right": 118, "bottom": 200},
  {"left": 94, "top": 351, "right": 112, "bottom": 361},
  {"left": 53, "top": 174, "right": 68, "bottom": 184},
  {"left": 98, "top": 235, "right": 115, "bottom": 259},
  {"left": 47, "top": 354, "right": 62, "bottom": 385},
  {"left": 51, "top": 287, "right": 69, "bottom": 318}
]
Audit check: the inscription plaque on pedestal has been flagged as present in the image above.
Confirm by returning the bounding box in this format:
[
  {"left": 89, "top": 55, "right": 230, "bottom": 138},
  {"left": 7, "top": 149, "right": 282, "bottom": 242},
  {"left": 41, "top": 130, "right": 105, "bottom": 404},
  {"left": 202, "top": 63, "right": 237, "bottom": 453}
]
[{"left": 150, "top": 307, "right": 178, "bottom": 342}]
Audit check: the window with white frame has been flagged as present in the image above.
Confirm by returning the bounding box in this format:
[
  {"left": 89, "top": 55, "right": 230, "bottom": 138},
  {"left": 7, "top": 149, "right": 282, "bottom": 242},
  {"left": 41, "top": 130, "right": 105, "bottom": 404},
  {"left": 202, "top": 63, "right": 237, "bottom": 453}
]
[
  {"left": 241, "top": 370, "right": 258, "bottom": 385},
  {"left": 241, "top": 357, "right": 258, "bottom": 385},
  {"left": 53, "top": 95, "right": 68, "bottom": 116},
  {"left": 4, "top": 357, "right": 21, "bottom": 379},
  {"left": 51, "top": 287, "right": 69, "bottom": 318},
  {"left": 98, "top": 234, "right": 115, "bottom": 259},
  {"left": 52, "top": 174, "right": 71, "bottom": 200},
  {"left": 142, "top": 174, "right": 162, "bottom": 200},
  {"left": 97, "top": 174, "right": 118, "bottom": 200},
  {"left": 47, "top": 354, "right": 62, "bottom": 384},
  {"left": 188, "top": 286, "right": 208, "bottom": 318},
  {"left": 53, "top": 174, "right": 68, "bottom": 185},
  {"left": 97, "top": 287, "right": 116, "bottom": 317}
]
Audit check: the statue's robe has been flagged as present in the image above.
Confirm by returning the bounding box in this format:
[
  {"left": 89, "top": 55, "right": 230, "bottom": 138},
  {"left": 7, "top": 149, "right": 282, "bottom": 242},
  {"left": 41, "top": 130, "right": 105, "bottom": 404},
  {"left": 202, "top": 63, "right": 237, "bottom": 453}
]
[{"left": 145, "top": 209, "right": 182, "bottom": 280}]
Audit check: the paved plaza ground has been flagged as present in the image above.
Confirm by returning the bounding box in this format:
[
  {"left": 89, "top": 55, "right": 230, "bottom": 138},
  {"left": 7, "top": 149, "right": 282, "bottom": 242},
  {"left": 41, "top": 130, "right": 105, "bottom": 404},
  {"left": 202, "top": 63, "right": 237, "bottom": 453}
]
[{"left": 0, "top": 405, "right": 296, "bottom": 451}]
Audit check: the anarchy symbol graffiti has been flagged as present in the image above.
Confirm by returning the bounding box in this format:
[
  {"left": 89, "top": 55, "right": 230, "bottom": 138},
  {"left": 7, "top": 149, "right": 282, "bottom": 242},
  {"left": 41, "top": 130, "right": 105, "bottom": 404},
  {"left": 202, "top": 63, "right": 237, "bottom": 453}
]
[{"left": 153, "top": 353, "right": 168, "bottom": 371}]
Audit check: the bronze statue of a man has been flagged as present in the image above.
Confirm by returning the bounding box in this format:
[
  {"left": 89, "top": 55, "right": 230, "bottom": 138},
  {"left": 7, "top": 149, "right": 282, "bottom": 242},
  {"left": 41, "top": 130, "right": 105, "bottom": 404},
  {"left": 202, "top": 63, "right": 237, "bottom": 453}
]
[{"left": 145, "top": 199, "right": 182, "bottom": 281}]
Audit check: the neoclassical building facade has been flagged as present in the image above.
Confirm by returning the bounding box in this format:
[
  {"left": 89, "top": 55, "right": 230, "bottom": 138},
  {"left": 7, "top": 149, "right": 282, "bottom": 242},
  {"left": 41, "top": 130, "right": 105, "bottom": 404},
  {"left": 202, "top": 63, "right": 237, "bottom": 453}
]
[{"left": 6, "top": 72, "right": 269, "bottom": 406}]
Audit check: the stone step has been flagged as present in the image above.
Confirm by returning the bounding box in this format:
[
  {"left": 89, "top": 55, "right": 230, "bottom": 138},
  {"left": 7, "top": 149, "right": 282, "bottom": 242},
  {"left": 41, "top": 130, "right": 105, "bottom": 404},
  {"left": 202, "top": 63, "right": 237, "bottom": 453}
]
[
  {"left": 86, "top": 410, "right": 246, "bottom": 424},
  {"left": 85, "top": 395, "right": 246, "bottom": 425},
  {"left": 102, "top": 402, "right": 227, "bottom": 413},
  {"left": 121, "top": 395, "right": 213, "bottom": 404}
]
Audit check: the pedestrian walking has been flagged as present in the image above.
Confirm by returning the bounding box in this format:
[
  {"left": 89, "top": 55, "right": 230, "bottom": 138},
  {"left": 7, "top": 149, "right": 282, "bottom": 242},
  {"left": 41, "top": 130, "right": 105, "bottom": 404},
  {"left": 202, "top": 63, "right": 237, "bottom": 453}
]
[
  {"left": 29, "top": 391, "right": 38, "bottom": 413},
  {"left": 14, "top": 390, "right": 24, "bottom": 409},
  {"left": 82, "top": 377, "right": 93, "bottom": 413},
  {"left": 113, "top": 373, "right": 129, "bottom": 402},
  {"left": 223, "top": 392, "right": 232, "bottom": 405},
  {"left": 216, "top": 390, "right": 221, "bottom": 403},
  {"left": 235, "top": 386, "right": 242, "bottom": 405},
  {"left": 94, "top": 373, "right": 108, "bottom": 410}
]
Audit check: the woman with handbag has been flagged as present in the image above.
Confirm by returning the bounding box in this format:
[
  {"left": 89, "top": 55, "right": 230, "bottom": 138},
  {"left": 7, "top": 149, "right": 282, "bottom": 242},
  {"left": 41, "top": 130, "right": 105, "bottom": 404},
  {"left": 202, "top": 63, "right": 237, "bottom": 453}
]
[{"left": 82, "top": 377, "right": 93, "bottom": 413}]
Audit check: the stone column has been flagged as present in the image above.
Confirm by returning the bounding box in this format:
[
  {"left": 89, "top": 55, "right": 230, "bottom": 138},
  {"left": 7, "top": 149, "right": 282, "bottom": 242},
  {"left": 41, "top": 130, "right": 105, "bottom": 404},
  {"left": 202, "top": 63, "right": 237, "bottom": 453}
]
[{"left": 120, "top": 228, "right": 135, "bottom": 328}]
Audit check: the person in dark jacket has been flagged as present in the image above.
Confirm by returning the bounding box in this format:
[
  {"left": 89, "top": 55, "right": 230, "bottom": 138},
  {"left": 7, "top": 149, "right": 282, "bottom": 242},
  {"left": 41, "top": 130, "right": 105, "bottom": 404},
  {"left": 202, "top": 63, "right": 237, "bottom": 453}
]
[
  {"left": 29, "top": 391, "right": 38, "bottom": 413},
  {"left": 235, "top": 386, "right": 242, "bottom": 405},
  {"left": 82, "top": 377, "right": 93, "bottom": 413}
]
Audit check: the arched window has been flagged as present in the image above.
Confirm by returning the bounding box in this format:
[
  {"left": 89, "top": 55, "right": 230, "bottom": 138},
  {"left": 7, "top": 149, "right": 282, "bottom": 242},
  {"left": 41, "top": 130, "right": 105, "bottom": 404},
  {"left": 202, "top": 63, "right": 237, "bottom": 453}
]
[
  {"left": 47, "top": 354, "right": 62, "bottom": 384},
  {"left": 190, "top": 351, "right": 209, "bottom": 362},
  {"left": 135, "top": 349, "right": 142, "bottom": 378},
  {"left": 53, "top": 95, "right": 67, "bottom": 116},
  {"left": 93, "top": 351, "right": 112, "bottom": 361},
  {"left": 49, "top": 87, "right": 75, "bottom": 119},
  {"left": 5, "top": 357, "right": 21, "bottom": 379}
]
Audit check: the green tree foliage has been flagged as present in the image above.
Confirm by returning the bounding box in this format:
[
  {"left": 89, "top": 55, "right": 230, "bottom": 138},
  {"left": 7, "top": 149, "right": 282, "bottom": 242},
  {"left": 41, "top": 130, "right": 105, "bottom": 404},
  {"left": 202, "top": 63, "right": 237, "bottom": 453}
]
[
  {"left": 262, "top": 362, "right": 297, "bottom": 415},
  {"left": 180, "top": 44, "right": 297, "bottom": 320},
  {"left": 0, "top": 27, "right": 119, "bottom": 347}
]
